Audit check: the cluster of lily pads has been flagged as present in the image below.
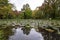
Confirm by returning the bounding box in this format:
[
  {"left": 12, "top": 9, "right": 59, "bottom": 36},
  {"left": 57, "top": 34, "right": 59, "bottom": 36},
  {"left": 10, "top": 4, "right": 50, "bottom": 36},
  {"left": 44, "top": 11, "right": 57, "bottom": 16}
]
[{"left": 0, "top": 19, "right": 60, "bottom": 34}]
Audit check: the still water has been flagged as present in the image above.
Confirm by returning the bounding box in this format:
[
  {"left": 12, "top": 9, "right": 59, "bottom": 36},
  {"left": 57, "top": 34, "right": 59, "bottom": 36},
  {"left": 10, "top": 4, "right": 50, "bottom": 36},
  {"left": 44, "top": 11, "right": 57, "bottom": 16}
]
[{"left": 9, "top": 27, "right": 44, "bottom": 40}]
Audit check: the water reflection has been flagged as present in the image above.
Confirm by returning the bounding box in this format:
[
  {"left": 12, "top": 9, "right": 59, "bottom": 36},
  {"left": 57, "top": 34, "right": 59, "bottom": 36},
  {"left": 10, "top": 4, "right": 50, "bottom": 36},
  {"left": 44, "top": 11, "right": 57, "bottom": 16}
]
[
  {"left": 21, "top": 27, "right": 31, "bottom": 35},
  {"left": 37, "top": 26, "right": 60, "bottom": 40},
  {"left": 0, "top": 24, "right": 60, "bottom": 40},
  {"left": 9, "top": 27, "right": 44, "bottom": 40}
]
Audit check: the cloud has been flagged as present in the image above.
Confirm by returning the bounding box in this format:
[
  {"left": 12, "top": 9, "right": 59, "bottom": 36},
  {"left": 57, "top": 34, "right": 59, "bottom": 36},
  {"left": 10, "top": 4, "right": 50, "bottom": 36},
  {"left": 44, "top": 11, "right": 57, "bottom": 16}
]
[{"left": 9, "top": 0, "right": 44, "bottom": 11}]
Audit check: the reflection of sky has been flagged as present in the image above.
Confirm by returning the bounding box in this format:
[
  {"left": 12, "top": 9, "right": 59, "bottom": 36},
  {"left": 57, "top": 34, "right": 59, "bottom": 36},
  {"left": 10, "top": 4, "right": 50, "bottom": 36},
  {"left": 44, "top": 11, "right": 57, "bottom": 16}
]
[
  {"left": 9, "top": 0, "right": 44, "bottom": 11},
  {"left": 9, "top": 28, "right": 44, "bottom": 40}
]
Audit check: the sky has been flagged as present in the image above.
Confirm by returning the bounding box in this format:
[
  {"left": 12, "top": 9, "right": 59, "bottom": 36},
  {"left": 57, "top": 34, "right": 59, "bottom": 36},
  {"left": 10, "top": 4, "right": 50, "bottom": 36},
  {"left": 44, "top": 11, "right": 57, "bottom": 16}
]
[{"left": 9, "top": 0, "right": 44, "bottom": 11}]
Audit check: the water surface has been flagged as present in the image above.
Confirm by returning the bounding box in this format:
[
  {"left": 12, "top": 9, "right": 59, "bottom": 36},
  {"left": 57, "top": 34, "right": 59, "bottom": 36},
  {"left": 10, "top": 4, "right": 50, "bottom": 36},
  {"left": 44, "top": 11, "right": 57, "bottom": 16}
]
[{"left": 9, "top": 27, "right": 44, "bottom": 40}]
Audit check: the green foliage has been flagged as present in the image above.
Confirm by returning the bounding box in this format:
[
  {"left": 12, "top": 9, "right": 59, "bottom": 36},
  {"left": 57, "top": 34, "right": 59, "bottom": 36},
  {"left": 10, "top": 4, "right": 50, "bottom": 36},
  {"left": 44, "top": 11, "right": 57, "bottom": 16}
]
[
  {"left": 32, "top": 10, "right": 45, "bottom": 19},
  {"left": 25, "top": 8, "right": 32, "bottom": 19},
  {"left": 0, "top": 0, "right": 60, "bottom": 19},
  {"left": 43, "top": 0, "right": 60, "bottom": 19},
  {"left": 21, "top": 4, "right": 32, "bottom": 19},
  {"left": 0, "top": 0, "right": 14, "bottom": 19},
  {"left": 18, "top": 13, "right": 24, "bottom": 19},
  {"left": 32, "top": 0, "right": 60, "bottom": 19}
]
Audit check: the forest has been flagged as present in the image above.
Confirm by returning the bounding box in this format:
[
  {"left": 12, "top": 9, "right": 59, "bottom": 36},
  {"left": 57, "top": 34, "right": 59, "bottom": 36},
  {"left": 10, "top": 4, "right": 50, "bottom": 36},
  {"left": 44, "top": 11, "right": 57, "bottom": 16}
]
[{"left": 0, "top": 0, "right": 60, "bottom": 19}]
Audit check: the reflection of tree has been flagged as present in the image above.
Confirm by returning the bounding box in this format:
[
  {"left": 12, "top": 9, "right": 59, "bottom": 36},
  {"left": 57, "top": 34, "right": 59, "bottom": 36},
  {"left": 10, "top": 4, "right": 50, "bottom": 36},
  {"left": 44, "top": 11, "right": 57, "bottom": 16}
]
[
  {"left": 0, "top": 26, "right": 14, "bottom": 40},
  {"left": 21, "top": 25, "right": 31, "bottom": 35}
]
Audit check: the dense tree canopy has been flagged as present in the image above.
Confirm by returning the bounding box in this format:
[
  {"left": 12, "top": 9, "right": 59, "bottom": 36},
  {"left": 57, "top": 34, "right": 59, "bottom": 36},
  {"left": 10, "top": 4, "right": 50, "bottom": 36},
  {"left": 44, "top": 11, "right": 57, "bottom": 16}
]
[
  {"left": 32, "top": 0, "right": 60, "bottom": 19},
  {"left": 0, "top": 0, "right": 15, "bottom": 19},
  {"left": 21, "top": 4, "right": 32, "bottom": 19},
  {"left": 0, "top": 0, "right": 60, "bottom": 19},
  {"left": 43, "top": 0, "right": 60, "bottom": 19}
]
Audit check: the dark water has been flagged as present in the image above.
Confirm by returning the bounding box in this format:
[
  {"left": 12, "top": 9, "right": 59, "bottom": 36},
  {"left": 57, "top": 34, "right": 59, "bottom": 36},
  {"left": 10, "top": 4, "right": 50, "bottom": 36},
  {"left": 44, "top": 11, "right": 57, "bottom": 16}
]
[{"left": 9, "top": 27, "right": 44, "bottom": 40}]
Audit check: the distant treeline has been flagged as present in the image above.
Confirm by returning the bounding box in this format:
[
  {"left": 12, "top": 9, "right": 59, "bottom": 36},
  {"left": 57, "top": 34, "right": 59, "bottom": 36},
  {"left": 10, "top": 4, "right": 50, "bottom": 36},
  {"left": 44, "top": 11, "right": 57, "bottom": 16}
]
[{"left": 0, "top": 0, "right": 60, "bottom": 19}]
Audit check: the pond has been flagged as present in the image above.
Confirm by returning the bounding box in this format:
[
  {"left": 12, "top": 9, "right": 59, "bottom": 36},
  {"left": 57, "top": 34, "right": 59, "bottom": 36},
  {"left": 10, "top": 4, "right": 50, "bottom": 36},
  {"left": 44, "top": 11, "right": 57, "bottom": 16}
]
[
  {"left": 0, "top": 19, "right": 60, "bottom": 40},
  {"left": 9, "top": 27, "right": 44, "bottom": 40},
  {"left": 0, "top": 26, "right": 44, "bottom": 40}
]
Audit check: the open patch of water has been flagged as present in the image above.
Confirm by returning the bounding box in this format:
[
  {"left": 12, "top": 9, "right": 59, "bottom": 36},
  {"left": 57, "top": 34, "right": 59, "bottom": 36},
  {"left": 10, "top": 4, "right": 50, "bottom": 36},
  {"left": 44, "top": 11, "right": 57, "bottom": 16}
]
[{"left": 9, "top": 27, "right": 44, "bottom": 40}]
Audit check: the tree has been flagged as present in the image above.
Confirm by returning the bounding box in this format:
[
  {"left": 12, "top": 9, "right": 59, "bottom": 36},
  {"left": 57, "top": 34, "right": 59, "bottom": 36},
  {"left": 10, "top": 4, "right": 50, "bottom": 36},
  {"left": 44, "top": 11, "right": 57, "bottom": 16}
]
[
  {"left": 0, "top": 0, "right": 13, "bottom": 19},
  {"left": 32, "top": 7, "right": 45, "bottom": 19},
  {"left": 21, "top": 4, "right": 32, "bottom": 19},
  {"left": 42, "top": 0, "right": 60, "bottom": 19}
]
